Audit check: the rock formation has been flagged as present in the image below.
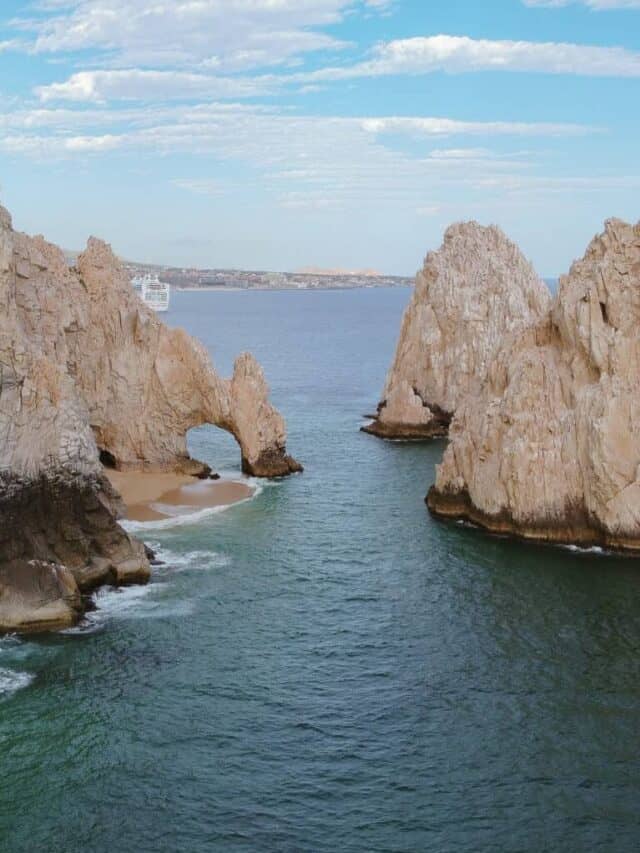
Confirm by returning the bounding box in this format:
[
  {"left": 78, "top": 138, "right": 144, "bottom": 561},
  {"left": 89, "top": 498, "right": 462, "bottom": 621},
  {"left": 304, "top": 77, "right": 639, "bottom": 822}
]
[
  {"left": 14, "top": 229, "right": 301, "bottom": 478},
  {"left": 0, "top": 205, "right": 300, "bottom": 631},
  {"left": 428, "top": 218, "right": 640, "bottom": 551},
  {"left": 363, "top": 223, "right": 551, "bottom": 438}
]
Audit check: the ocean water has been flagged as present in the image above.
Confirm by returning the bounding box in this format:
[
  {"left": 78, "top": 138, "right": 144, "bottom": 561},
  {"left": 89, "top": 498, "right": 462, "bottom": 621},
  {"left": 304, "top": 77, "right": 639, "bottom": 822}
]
[{"left": 2, "top": 288, "right": 640, "bottom": 852}]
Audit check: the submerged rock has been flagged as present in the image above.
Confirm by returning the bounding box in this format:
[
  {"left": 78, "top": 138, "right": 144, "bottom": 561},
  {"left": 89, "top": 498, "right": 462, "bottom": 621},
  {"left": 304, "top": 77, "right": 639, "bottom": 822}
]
[
  {"left": 364, "top": 222, "right": 551, "bottom": 439},
  {"left": 428, "top": 218, "right": 640, "bottom": 551},
  {"left": 0, "top": 204, "right": 300, "bottom": 631}
]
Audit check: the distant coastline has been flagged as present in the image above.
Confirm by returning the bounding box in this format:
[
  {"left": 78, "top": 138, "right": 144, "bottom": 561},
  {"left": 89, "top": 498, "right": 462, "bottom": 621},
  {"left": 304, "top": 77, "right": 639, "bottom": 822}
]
[
  {"left": 175, "top": 283, "right": 413, "bottom": 292},
  {"left": 124, "top": 260, "right": 412, "bottom": 292}
]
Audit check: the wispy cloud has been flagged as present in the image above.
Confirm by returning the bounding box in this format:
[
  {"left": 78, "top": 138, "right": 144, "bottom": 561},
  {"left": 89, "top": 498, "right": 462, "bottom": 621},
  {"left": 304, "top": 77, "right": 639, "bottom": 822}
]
[
  {"left": 172, "top": 178, "right": 226, "bottom": 196},
  {"left": 36, "top": 30, "right": 640, "bottom": 104},
  {"left": 524, "top": 0, "right": 640, "bottom": 8},
  {"left": 36, "top": 69, "right": 278, "bottom": 102},
  {"left": 0, "top": 100, "right": 615, "bottom": 216},
  {"left": 0, "top": 104, "right": 599, "bottom": 157},
  {"left": 0, "top": 38, "right": 22, "bottom": 52},
  {"left": 299, "top": 34, "right": 640, "bottom": 80},
  {"left": 358, "top": 116, "right": 598, "bottom": 137},
  {"left": 11, "top": 0, "right": 372, "bottom": 69}
]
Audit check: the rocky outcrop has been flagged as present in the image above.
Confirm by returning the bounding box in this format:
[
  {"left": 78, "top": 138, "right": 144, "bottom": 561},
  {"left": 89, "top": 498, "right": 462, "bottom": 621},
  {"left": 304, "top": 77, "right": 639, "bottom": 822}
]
[
  {"left": 364, "top": 223, "right": 551, "bottom": 438},
  {"left": 428, "top": 218, "right": 640, "bottom": 551},
  {"left": 0, "top": 204, "right": 299, "bottom": 631},
  {"left": 13, "top": 229, "right": 300, "bottom": 477},
  {"left": 1, "top": 207, "right": 149, "bottom": 631}
]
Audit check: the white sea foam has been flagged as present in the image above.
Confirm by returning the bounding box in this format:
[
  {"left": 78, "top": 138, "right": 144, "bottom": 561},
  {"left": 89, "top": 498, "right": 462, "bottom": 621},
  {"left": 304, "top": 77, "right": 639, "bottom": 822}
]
[
  {"left": 150, "top": 546, "right": 231, "bottom": 573},
  {"left": 563, "top": 544, "right": 606, "bottom": 555},
  {"left": 95, "top": 582, "right": 194, "bottom": 620},
  {"left": 0, "top": 666, "right": 34, "bottom": 699},
  {"left": 63, "top": 580, "right": 194, "bottom": 634},
  {"left": 93, "top": 582, "right": 167, "bottom": 613},
  {"left": 123, "top": 502, "right": 233, "bottom": 533}
]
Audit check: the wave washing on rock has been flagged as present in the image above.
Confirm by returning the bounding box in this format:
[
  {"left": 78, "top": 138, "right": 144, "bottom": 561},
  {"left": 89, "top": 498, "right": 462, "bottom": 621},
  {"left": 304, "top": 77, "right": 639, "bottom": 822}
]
[
  {"left": 0, "top": 204, "right": 301, "bottom": 633},
  {"left": 428, "top": 218, "right": 640, "bottom": 552},
  {"left": 363, "top": 222, "right": 551, "bottom": 439}
]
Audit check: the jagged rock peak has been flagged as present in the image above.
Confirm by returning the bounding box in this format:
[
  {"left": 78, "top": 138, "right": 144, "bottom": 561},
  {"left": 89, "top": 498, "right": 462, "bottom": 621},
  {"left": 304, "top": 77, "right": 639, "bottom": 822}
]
[
  {"left": 71, "top": 231, "right": 301, "bottom": 476},
  {"left": 428, "top": 217, "right": 640, "bottom": 551},
  {"left": 0, "top": 204, "right": 12, "bottom": 230},
  {"left": 363, "top": 221, "right": 551, "bottom": 439}
]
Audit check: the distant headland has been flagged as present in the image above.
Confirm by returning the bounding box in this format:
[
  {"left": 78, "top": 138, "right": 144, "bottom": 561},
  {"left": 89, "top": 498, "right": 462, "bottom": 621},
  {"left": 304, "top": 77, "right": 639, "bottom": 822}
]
[{"left": 63, "top": 250, "right": 412, "bottom": 292}]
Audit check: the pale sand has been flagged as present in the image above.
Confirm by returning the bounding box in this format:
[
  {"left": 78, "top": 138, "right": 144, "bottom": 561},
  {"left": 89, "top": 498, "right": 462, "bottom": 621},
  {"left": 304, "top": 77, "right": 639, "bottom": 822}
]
[{"left": 105, "top": 470, "right": 255, "bottom": 522}]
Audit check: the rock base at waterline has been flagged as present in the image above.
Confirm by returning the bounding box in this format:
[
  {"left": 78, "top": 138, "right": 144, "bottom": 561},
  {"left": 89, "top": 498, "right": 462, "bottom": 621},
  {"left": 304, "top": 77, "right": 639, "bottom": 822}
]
[
  {"left": 361, "top": 418, "right": 449, "bottom": 440},
  {"left": 0, "top": 476, "right": 150, "bottom": 633},
  {"left": 242, "top": 449, "right": 304, "bottom": 477},
  {"left": 426, "top": 487, "right": 640, "bottom": 554}
]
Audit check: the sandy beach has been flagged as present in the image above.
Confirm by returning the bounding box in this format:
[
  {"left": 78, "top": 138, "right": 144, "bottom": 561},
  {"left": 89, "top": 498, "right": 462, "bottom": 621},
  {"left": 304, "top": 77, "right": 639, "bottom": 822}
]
[{"left": 105, "top": 470, "right": 255, "bottom": 522}]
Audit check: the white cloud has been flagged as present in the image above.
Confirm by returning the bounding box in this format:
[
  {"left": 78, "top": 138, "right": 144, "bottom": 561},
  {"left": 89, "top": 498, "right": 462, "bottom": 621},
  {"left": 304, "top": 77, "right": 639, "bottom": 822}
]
[
  {"left": 524, "top": 1, "right": 640, "bottom": 8},
  {"left": 358, "top": 116, "right": 597, "bottom": 137},
  {"left": 465, "top": 174, "right": 640, "bottom": 192},
  {"left": 11, "top": 0, "right": 370, "bottom": 70},
  {"left": 63, "top": 134, "right": 121, "bottom": 151},
  {"left": 0, "top": 101, "right": 278, "bottom": 132},
  {"left": 0, "top": 102, "right": 600, "bottom": 154},
  {"left": 0, "top": 132, "right": 121, "bottom": 155},
  {"left": 36, "top": 69, "right": 277, "bottom": 102},
  {"left": 301, "top": 34, "right": 640, "bottom": 80},
  {"left": 428, "top": 148, "right": 493, "bottom": 159},
  {"left": 0, "top": 101, "right": 612, "bottom": 215},
  {"left": 172, "top": 179, "right": 226, "bottom": 195}
]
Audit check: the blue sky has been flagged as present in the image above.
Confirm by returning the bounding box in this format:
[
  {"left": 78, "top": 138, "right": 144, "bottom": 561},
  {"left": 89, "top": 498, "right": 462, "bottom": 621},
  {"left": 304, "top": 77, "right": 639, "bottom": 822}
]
[{"left": 0, "top": 0, "right": 638, "bottom": 275}]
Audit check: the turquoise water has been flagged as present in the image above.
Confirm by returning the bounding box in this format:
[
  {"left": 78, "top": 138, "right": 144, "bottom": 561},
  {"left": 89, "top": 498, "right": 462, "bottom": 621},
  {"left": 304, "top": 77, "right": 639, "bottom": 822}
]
[{"left": 2, "top": 288, "right": 640, "bottom": 852}]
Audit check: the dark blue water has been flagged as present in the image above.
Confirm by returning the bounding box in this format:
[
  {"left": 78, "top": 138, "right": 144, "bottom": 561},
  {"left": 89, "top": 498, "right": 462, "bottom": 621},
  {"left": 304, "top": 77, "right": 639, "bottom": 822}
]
[{"left": 2, "top": 289, "right": 640, "bottom": 852}]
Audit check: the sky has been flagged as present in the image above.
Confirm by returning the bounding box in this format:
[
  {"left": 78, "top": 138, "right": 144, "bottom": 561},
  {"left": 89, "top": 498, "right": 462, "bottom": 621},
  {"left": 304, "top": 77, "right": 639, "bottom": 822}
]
[{"left": 0, "top": 0, "right": 638, "bottom": 275}]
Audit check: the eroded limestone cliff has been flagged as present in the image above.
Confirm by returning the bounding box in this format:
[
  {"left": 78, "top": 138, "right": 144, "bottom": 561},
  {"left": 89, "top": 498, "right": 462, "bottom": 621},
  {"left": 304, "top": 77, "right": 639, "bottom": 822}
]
[
  {"left": 428, "top": 218, "right": 640, "bottom": 551},
  {"left": 14, "top": 228, "right": 300, "bottom": 477},
  {"left": 0, "top": 205, "right": 300, "bottom": 631},
  {"left": 364, "top": 222, "right": 551, "bottom": 438}
]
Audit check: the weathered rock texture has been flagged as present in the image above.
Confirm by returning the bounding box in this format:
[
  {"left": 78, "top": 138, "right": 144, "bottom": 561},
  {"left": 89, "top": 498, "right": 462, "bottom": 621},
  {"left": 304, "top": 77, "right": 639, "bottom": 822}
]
[
  {"left": 0, "top": 204, "right": 299, "bottom": 631},
  {"left": 14, "top": 230, "right": 300, "bottom": 478},
  {"left": 0, "top": 206, "right": 149, "bottom": 631},
  {"left": 364, "top": 223, "right": 551, "bottom": 438},
  {"left": 429, "top": 218, "right": 640, "bottom": 551}
]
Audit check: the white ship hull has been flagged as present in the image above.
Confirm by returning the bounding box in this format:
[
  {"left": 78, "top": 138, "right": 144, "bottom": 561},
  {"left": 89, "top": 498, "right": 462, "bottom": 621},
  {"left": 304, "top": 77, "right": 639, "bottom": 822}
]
[{"left": 131, "top": 273, "right": 171, "bottom": 313}]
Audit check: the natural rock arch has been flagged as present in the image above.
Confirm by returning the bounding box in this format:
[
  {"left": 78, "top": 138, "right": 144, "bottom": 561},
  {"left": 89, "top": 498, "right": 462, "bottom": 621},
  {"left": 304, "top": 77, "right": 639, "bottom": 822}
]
[{"left": 0, "top": 205, "right": 300, "bottom": 632}]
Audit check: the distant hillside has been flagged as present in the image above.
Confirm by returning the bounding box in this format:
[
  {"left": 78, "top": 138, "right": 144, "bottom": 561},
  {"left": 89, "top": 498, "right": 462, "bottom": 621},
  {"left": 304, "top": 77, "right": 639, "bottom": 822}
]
[
  {"left": 296, "top": 266, "right": 381, "bottom": 277},
  {"left": 62, "top": 250, "right": 412, "bottom": 290}
]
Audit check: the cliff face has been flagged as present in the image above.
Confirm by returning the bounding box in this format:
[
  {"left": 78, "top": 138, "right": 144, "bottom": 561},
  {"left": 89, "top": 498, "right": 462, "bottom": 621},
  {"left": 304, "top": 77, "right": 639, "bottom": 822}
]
[
  {"left": 1, "top": 207, "right": 149, "bottom": 631},
  {"left": 13, "top": 228, "right": 300, "bottom": 477},
  {"left": 428, "top": 218, "right": 640, "bottom": 551},
  {"left": 0, "top": 205, "right": 300, "bottom": 631},
  {"left": 364, "top": 223, "right": 551, "bottom": 438}
]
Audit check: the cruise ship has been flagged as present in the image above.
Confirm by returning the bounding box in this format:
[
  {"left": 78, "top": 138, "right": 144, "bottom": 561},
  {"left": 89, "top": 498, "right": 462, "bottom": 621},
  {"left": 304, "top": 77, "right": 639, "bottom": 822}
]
[{"left": 131, "top": 273, "right": 170, "bottom": 312}]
